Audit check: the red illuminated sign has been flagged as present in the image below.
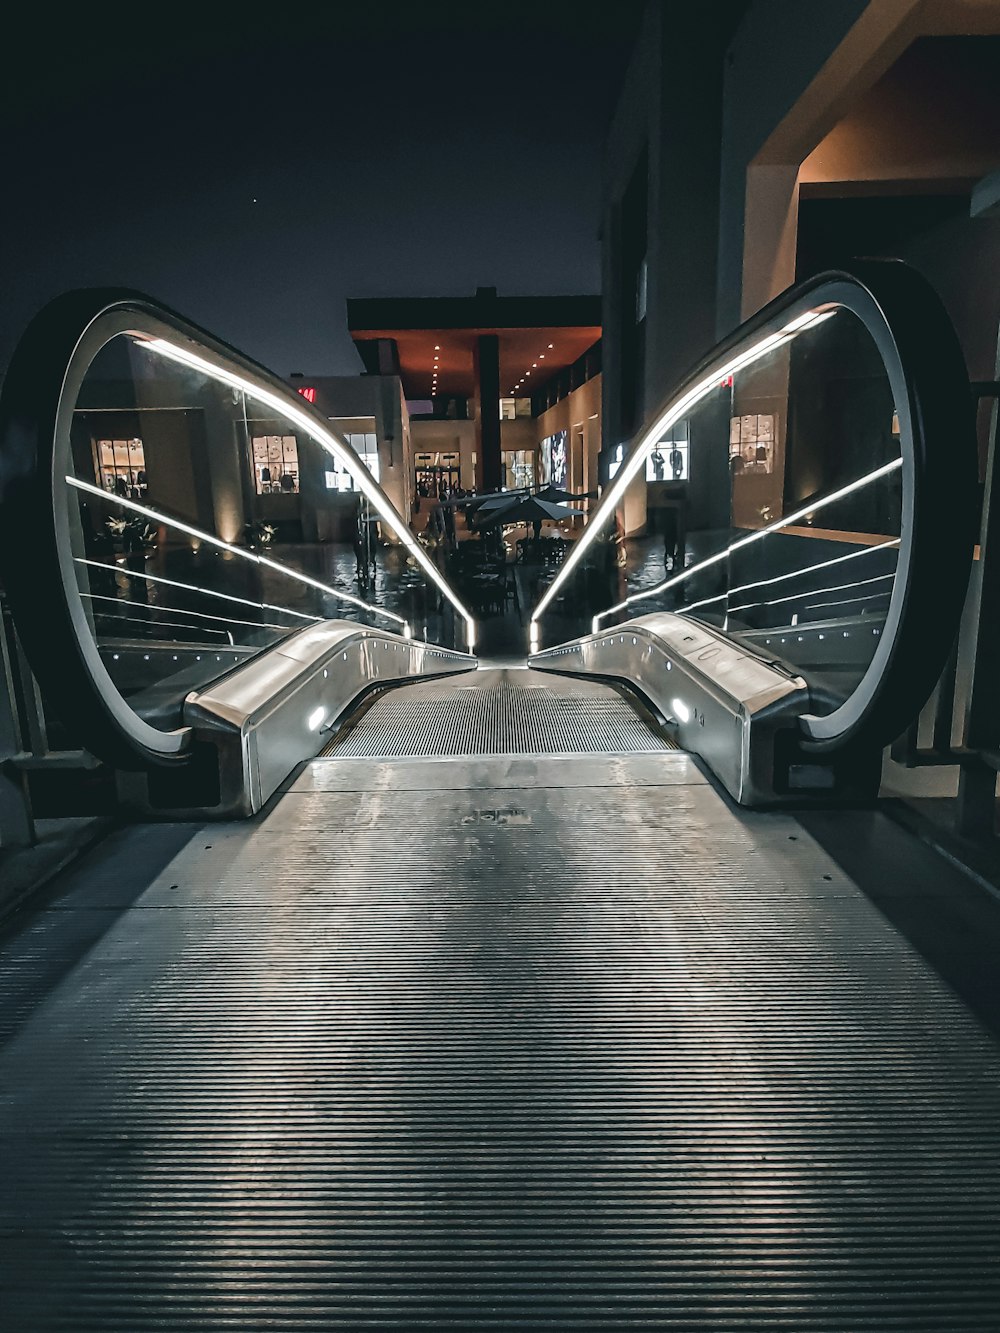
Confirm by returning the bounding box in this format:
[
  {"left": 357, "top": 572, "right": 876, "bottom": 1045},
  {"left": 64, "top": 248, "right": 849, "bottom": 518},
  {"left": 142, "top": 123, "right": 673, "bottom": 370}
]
[{"left": 297, "top": 386, "right": 317, "bottom": 403}]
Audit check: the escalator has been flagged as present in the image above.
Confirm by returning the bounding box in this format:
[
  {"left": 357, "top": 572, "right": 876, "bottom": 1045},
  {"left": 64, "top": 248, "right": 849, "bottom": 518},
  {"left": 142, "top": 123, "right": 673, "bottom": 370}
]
[
  {"left": 2, "top": 265, "right": 998, "bottom": 1330},
  {"left": 0, "top": 289, "right": 478, "bottom": 813},
  {"left": 0, "top": 264, "right": 976, "bottom": 809},
  {"left": 529, "top": 261, "right": 975, "bottom": 805}
]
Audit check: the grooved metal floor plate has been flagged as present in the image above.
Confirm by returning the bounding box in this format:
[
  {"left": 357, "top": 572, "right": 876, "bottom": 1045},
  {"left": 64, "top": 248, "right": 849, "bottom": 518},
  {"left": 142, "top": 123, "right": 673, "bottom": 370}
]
[
  {"left": 1, "top": 754, "right": 1000, "bottom": 1329},
  {"left": 286, "top": 750, "right": 705, "bottom": 793},
  {"left": 324, "top": 667, "right": 673, "bottom": 757}
]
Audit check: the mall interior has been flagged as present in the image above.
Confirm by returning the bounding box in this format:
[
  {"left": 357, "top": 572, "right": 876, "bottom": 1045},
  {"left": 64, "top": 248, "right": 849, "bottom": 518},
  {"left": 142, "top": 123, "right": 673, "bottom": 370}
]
[{"left": 2, "top": 2, "right": 1000, "bottom": 1327}]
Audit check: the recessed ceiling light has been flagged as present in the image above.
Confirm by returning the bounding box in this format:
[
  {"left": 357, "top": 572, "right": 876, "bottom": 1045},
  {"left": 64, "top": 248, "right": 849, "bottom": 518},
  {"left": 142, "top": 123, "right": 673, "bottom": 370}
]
[
  {"left": 435, "top": 344, "right": 440, "bottom": 350},
  {"left": 532, "top": 363, "right": 537, "bottom": 367},
  {"left": 539, "top": 355, "right": 545, "bottom": 359},
  {"left": 548, "top": 344, "right": 553, "bottom": 349}
]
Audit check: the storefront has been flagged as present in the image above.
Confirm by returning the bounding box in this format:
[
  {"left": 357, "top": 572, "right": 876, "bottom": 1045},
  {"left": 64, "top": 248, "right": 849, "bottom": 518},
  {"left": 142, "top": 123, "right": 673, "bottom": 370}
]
[{"left": 415, "top": 452, "right": 461, "bottom": 496}]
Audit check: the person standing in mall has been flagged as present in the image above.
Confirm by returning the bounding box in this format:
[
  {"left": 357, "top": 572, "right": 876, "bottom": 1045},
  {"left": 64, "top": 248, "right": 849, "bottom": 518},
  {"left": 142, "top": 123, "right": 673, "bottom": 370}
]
[{"left": 439, "top": 485, "right": 457, "bottom": 552}]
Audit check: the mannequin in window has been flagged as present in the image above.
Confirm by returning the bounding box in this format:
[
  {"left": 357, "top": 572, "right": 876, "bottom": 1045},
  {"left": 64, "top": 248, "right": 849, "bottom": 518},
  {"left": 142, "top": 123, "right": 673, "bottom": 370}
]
[
  {"left": 280, "top": 471, "right": 296, "bottom": 492},
  {"left": 260, "top": 466, "right": 272, "bottom": 493},
  {"left": 669, "top": 446, "right": 684, "bottom": 480}
]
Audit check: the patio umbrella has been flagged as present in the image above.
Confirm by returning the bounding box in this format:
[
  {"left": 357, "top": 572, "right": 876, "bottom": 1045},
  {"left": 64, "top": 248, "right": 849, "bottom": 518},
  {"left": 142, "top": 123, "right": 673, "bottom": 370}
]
[
  {"left": 477, "top": 494, "right": 580, "bottom": 529},
  {"left": 439, "top": 489, "right": 528, "bottom": 510},
  {"left": 535, "top": 484, "right": 597, "bottom": 504}
]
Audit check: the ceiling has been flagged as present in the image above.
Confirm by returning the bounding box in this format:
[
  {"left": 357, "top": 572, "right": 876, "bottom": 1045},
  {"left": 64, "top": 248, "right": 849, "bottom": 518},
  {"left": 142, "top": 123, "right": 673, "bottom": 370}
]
[
  {"left": 801, "top": 36, "right": 1000, "bottom": 195},
  {"left": 351, "top": 326, "right": 601, "bottom": 400}
]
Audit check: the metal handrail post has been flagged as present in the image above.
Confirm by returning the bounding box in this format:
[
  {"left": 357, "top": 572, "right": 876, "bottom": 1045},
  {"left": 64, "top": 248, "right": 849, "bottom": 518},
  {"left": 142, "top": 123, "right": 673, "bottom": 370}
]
[
  {"left": 957, "top": 371, "right": 1000, "bottom": 835},
  {"left": 0, "top": 604, "right": 35, "bottom": 848}
]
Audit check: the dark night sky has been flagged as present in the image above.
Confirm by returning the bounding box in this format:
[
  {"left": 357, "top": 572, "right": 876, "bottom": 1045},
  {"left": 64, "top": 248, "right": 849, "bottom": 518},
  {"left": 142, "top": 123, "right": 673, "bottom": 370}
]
[{"left": 1, "top": 5, "right": 646, "bottom": 379}]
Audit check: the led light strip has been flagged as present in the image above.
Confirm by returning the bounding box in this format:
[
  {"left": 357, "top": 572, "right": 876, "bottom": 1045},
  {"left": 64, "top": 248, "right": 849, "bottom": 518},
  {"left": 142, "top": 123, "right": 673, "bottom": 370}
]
[
  {"left": 134, "top": 336, "right": 476, "bottom": 649},
  {"left": 89, "top": 609, "right": 232, "bottom": 641},
  {"left": 631, "top": 538, "right": 902, "bottom": 620},
  {"left": 680, "top": 538, "right": 900, "bottom": 614},
  {"left": 76, "top": 558, "right": 321, "bottom": 622},
  {"left": 803, "top": 589, "right": 893, "bottom": 612},
  {"left": 67, "top": 477, "right": 408, "bottom": 630},
  {"left": 729, "top": 570, "right": 895, "bottom": 615},
  {"left": 81, "top": 591, "right": 296, "bottom": 634},
  {"left": 588, "top": 458, "right": 902, "bottom": 633},
  {"left": 530, "top": 307, "right": 837, "bottom": 636},
  {"left": 666, "top": 541, "right": 900, "bottom": 619}
]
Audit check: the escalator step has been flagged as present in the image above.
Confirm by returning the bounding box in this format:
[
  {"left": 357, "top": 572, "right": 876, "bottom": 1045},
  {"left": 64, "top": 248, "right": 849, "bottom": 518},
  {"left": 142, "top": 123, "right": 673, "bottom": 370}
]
[{"left": 325, "top": 678, "right": 673, "bottom": 758}]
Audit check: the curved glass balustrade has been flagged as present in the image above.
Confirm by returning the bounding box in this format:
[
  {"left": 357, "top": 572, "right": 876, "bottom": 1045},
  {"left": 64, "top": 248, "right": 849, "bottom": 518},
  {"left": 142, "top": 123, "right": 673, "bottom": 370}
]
[
  {"left": 0, "top": 290, "right": 475, "bottom": 767},
  {"left": 531, "top": 264, "right": 975, "bottom": 753}
]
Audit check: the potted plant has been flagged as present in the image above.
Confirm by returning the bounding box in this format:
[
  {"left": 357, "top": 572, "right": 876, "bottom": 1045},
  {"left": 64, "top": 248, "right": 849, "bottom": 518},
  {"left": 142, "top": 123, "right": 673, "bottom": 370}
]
[
  {"left": 107, "top": 516, "right": 156, "bottom": 557},
  {"left": 243, "top": 521, "right": 277, "bottom": 549}
]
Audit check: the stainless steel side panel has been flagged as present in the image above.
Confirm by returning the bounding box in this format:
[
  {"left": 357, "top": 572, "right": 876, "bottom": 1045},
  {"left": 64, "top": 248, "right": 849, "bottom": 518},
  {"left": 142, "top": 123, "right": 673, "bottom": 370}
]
[
  {"left": 530, "top": 612, "right": 811, "bottom": 805},
  {"left": 180, "top": 623, "right": 476, "bottom": 816}
]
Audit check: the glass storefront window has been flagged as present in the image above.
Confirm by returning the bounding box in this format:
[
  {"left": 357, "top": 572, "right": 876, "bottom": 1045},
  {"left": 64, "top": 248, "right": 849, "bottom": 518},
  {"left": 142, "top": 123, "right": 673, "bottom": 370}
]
[
  {"left": 345, "top": 432, "right": 380, "bottom": 483},
  {"left": 95, "top": 437, "right": 146, "bottom": 499},
  {"left": 503, "top": 449, "right": 535, "bottom": 490},
  {"left": 647, "top": 422, "right": 689, "bottom": 481},
  {"left": 729, "top": 413, "right": 775, "bottom": 475},
  {"left": 252, "top": 435, "right": 299, "bottom": 493}
]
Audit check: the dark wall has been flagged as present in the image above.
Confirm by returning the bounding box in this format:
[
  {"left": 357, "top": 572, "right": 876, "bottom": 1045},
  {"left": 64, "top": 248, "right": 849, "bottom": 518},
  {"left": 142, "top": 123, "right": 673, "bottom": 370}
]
[{"left": 601, "top": 4, "right": 738, "bottom": 473}]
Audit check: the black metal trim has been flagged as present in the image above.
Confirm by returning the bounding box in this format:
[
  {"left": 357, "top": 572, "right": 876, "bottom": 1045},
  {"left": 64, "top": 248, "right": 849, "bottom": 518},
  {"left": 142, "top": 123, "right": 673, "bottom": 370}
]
[
  {"left": 796, "top": 262, "right": 976, "bottom": 755},
  {"left": 0, "top": 291, "right": 171, "bottom": 769}
]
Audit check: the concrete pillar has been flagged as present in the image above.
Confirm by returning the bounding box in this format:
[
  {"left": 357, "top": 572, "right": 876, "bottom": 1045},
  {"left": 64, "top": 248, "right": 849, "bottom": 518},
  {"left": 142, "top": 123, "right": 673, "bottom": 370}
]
[
  {"left": 473, "top": 335, "right": 501, "bottom": 492},
  {"left": 621, "top": 470, "right": 648, "bottom": 537}
]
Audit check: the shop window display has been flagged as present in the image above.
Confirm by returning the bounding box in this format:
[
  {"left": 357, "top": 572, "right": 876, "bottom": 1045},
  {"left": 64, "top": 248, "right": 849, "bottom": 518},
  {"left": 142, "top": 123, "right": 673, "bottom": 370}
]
[
  {"left": 540, "top": 430, "right": 568, "bottom": 487},
  {"left": 647, "top": 423, "right": 689, "bottom": 482},
  {"left": 252, "top": 435, "right": 299, "bottom": 493},
  {"left": 503, "top": 449, "right": 535, "bottom": 490},
  {"left": 95, "top": 437, "right": 147, "bottom": 499},
  {"left": 729, "top": 414, "right": 775, "bottom": 475}
]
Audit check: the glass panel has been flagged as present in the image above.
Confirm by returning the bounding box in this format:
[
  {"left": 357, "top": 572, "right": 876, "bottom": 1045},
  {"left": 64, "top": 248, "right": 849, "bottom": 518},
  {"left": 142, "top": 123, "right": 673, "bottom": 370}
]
[
  {"left": 65, "top": 327, "right": 467, "bottom": 735},
  {"left": 541, "top": 305, "right": 902, "bottom": 717}
]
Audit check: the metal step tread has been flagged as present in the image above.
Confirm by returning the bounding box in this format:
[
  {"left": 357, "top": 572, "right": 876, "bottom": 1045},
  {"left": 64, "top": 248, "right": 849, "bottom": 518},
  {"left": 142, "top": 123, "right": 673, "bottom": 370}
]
[
  {"left": 323, "top": 666, "right": 674, "bottom": 757},
  {"left": 1, "top": 760, "right": 999, "bottom": 1327}
]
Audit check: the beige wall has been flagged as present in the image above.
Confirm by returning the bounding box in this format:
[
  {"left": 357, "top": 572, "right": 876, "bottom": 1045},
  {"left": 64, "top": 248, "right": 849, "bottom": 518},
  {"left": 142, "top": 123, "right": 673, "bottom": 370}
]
[
  {"left": 500, "top": 416, "right": 536, "bottom": 455},
  {"left": 721, "top": 0, "right": 1000, "bottom": 328},
  {"left": 407, "top": 377, "right": 603, "bottom": 508},
  {"left": 535, "top": 375, "right": 641, "bottom": 533},
  {"left": 535, "top": 374, "right": 602, "bottom": 495}
]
